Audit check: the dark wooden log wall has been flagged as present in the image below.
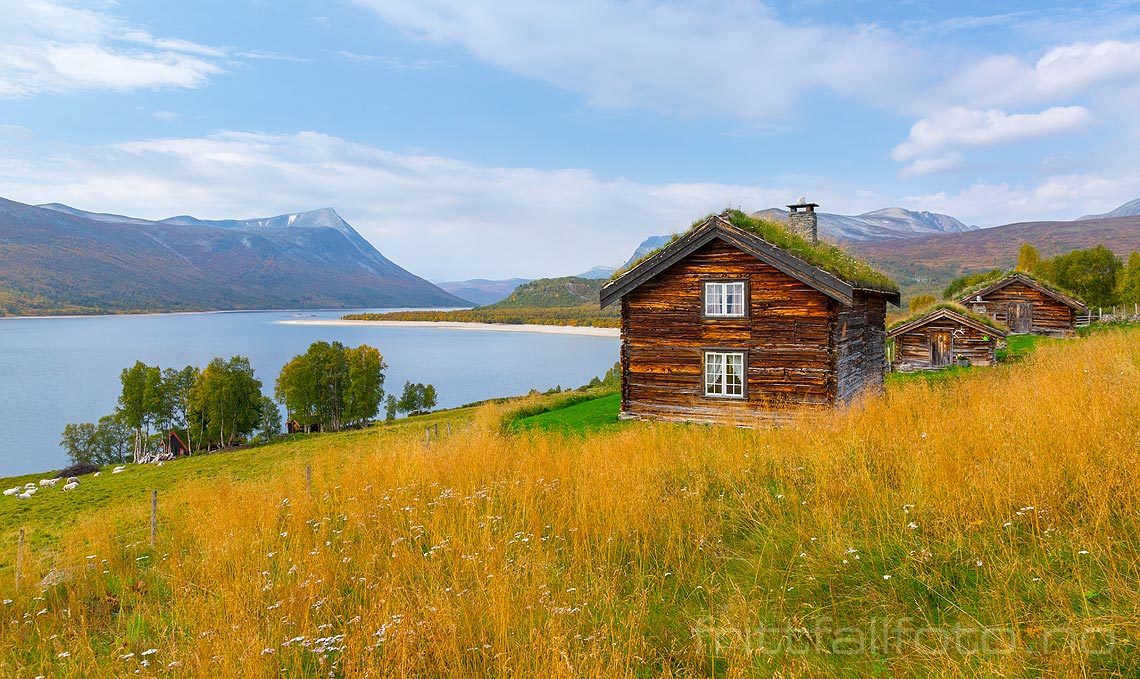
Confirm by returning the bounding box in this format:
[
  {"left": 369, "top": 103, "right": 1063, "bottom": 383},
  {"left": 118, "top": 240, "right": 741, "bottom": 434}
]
[
  {"left": 965, "top": 281, "right": 1076, "bottom": 336},
  {"left": 619, "top": 239, "right": 887, "bottom": 425},
  {"left": 833, "top": 292, "right": 887, "bottom": 403},
  {"left": 891, "top": 319, "right": 998, "bottom": 371}
]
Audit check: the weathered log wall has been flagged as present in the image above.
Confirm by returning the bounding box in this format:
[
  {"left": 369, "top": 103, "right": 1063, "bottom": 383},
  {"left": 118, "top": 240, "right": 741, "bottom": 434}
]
[
  {"left": 891, "top": 319, "right": 998, "bottom": 371},
  {"left": 964, "top": 281, "right": 1075, "bottom": 336},
  {"left": 833, "top": 292, "right": 887, "bottom": 402}
]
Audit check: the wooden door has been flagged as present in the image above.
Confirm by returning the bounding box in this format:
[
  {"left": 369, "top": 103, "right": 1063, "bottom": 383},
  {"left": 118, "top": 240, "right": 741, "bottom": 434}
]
[
  {"left": 1008, "top": 301, "right": 1033, "bottom": 333},
  {"left": 929, "top": 331, "right": 952, "bottom": 367}
]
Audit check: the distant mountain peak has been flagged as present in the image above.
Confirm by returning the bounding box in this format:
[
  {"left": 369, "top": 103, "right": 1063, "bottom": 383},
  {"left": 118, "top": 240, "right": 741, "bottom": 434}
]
[
  {"left": 8, "top": 197, "right": 465, "bottom": 313},
  {"left": 753, "top": 205, "right": 974, "bottom": 241},
  {"left": 1080, "top": 197, "right": 1140, "bottom": 220}
]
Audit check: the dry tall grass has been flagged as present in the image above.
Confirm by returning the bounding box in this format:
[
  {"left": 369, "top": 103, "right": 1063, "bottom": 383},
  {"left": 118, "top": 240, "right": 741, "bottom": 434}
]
[{"left": 4, "top": 331, "right": 1140, "bottom": 677}]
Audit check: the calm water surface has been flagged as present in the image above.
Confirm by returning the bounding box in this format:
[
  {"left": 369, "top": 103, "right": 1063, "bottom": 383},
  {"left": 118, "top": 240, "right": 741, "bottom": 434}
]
[{"left": 0, "top": 310, "right": 618, "bottom": 476}]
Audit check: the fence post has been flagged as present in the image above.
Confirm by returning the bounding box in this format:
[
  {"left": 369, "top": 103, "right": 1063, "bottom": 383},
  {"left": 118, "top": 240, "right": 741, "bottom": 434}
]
[
  {"left": 150, "top": 491, "right": 157, "bottom": 548},
  {"left": 14, "top": 527, "right": 24, "bottom": 592},
  {"left": 305, "top": 464, "right": 313, "bottom": 497},
  {"left": 425, "top": 427, "right": 431, "bottom": 446}
]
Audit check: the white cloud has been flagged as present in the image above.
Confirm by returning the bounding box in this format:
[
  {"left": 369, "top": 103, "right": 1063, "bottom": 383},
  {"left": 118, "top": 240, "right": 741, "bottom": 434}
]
[
  {"left": 351, "top": 0, "right": 920, "bottom": 121},
  {"left": 0, "top": 0, "right": 224, "bottom": 98},
  {"left": 334, "top": 51, "right": 442, "bottom": 70},
  {"left": 898, "top": 152, "right": 964, "bottom": 178},
  {"left": 901, "top": 172, "right": 1140, "bottom": 227},
  {"left": 938, "top": 40, "right": 1140, "bottom": 109},
  {"left": 892, "top": 106, "right": 1091, "bottom": 174},
  {"left": 0, "top": 130, "right": 876, "bottom": 280}
]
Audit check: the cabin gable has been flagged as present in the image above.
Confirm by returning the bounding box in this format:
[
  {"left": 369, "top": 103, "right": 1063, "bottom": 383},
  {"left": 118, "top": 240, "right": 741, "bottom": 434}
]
[{"left": 888, "top": 309, "right": 1004, "bottom": 371}]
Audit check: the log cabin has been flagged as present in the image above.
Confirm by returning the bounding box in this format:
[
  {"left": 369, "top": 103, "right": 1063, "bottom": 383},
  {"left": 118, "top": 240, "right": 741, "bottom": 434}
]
[
  {"left": 286, "top": 419, "right": 320, "bottom": 435},
  {"left": 600, "top": 205, "right": 901, "bottom": 426},
  {"left": 887, "top": 304, "right": 1007, "bottom": 372},
  {"left": 957, "top": 272, "right": 1086, "bottom": 337},
  {"left": 167, "top": 430, "right": 190, "bottom": 457}
]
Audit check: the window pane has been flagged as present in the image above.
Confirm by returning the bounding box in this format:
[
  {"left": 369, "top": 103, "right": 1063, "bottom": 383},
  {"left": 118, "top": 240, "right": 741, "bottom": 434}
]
[
  {"left": 705, "top": 353, "right": 723, "bottom": 394},
  {"left": 726, "top": 353, "right": 744, "bottom": 395},
  {"left": 727, "top": 282, "right": 745, "bottom": 316},
  {"left": 705, "top": 282, "right": 723, "bottom": 315}
]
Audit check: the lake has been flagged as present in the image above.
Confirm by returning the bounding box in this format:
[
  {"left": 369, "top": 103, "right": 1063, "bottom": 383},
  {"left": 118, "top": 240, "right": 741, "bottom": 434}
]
[{"left": 0, "top": 310, "right": 619, "bottom": 477}]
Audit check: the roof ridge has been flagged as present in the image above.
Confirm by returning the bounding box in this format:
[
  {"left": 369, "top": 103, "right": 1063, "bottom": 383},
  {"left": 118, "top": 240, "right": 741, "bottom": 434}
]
[{"left": 601, "top": 215, "right": 900, "bottom": 308}]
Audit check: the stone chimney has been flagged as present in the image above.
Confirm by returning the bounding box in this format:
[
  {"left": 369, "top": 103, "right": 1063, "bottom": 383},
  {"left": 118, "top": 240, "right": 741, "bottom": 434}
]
[{"left": 786, "top": 197, "right": 819, "bottom": 244}]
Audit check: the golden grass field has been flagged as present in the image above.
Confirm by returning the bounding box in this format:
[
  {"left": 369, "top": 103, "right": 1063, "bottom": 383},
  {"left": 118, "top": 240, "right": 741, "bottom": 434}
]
[{"left": 3, "top": 329, "right": 1140, "bottom": 677}]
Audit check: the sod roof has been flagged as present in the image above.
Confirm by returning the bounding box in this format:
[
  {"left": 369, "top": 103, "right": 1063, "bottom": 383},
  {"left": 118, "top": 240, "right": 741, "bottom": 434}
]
[
  {"left": 888, "top": 302, "right": 1008, "bottom": 336},
  {"left": 611, "top": 209, "right": 898, "bottom": 294},
  {"left": 955, "top": 270, "right": 1087, "bottom": 310}
]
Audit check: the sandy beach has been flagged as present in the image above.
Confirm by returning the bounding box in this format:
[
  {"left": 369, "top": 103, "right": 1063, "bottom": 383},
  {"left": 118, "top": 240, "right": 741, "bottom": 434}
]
[{"left": 278, "top": 318, "right": 620, "bottom": 337}]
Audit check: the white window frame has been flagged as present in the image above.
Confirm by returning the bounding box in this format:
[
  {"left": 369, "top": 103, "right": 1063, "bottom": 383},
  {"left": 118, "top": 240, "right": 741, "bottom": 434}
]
[
  {"left": 704, "top": 281, "right": 747, "bottom": 317},
  {"left": 704, "top": 350, "right": 746, "bottom": 398}
]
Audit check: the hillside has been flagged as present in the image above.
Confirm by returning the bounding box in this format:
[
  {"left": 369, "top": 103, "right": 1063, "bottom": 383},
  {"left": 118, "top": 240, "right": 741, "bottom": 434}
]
[
  {"left": 3, "top": 330, "right": 1138, "bottom": 675},
  {"left": 489, "top": 276, "right": 606, "bottom": 308},
  {"left": 848, "top": 215, "right": 1140, "bottom": 296},
  {"left": 343, "top": 276, "right": 619, "bottom": 327},
  {"left": 0, "top": 198, "right": 465, "bottom": 315}
]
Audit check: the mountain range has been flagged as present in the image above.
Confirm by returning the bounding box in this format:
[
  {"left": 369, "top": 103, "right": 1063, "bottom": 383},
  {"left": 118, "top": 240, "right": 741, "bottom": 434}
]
[
  {"left": 755, "top": 206, "right": 976, "bottom": 241},
  {"left": 436, "top": 278, "right": 531, "bottom": 306},
  {"left": 0, "top": 198, "right": 466, "bottom": 315},
  {"left": 848, "top": 213, "right": 1140, "bottom": 297}
]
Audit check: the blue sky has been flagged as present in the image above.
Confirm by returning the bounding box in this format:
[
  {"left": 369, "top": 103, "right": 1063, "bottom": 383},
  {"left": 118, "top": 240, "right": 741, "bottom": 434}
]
[{"left": 2, "top": 1, "right": 1140, "bottom": 280}]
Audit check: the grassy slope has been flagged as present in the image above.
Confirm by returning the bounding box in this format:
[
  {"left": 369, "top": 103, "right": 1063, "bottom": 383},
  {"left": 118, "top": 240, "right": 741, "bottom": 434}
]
[
  {"left": 0, "top": 409, "right": 474, "bottom": 560},
  {"left": 4, "top": 331, "right": 1140, "bottom": 675},
  {"left": 509, "top": 393, "right": 623, "bottom": 435}
]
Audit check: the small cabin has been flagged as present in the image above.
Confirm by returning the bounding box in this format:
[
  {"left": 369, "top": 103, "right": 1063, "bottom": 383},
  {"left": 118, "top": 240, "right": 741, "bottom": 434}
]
[
  {"left": 888, "top": 305, "right": 1007, "bottom": 371},
  {"left": 167, "top": 430, "right": 190, "bottom": 457},
  {"left": 286, "top": 419, "right": 320, "bottom": 435},
  {"left": 600, "top": 205, "right": 901, "bottom": 426},
  {"left": 958, "top": 272, "right": 1086, "bottom": 337}
]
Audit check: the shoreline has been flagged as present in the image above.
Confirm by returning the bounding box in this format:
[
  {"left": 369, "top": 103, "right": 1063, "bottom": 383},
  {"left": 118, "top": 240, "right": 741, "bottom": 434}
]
[
  {"left": 279, "top": 318, "right": 620, "bottom": 337},
  {"left": 0, "top": 307, "right": 472, "bottom": 321}
]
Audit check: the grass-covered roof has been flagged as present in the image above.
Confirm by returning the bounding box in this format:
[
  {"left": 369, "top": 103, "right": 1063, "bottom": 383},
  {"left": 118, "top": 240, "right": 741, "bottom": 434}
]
[
  {"left": 613, "top": 209, "right": 899, "bottom": 294},
  {"left": 954, "top": 269, "right": 1084, "bottom": 307},
  {"left": 888, "top": 302, "right": 1007, "bottom": 334}
]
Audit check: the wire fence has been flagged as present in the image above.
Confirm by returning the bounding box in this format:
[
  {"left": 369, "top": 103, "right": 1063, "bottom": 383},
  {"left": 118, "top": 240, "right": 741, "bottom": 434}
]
[{"left": 1076, "top": 304, "right": 1140, "bottom": 327}]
